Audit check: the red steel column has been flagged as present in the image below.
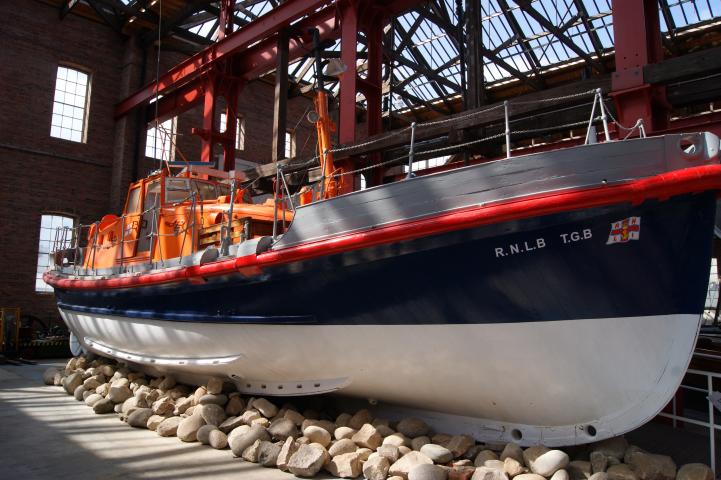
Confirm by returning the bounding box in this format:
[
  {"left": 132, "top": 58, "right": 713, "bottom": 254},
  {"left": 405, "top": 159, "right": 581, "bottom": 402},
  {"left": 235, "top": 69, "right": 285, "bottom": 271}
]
[
  {"left": 218, "top": 0, "right": 235, "bottom": 40},
  {"left": 609, "top": 0, "right": 669, "bottom": 134},
  {"left": 339, "top": 0, "right": 360, "bottom": 145}
]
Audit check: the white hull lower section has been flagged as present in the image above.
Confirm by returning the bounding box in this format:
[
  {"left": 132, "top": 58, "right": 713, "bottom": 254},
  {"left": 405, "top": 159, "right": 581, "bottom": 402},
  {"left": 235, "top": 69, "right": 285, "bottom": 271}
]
[{"left": 59, "top": 309, "right": 700, "bottom": 446}]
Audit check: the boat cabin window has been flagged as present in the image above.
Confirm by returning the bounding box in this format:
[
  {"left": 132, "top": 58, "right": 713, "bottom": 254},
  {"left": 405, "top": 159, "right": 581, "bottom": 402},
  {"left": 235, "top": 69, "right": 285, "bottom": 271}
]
[
  {"left": 165, "top": 178, "right": 191, "bottom": 203},
  {"left": 125, "top": 186, "right": 141, "bottom": 214},
  {"left": 164, "top": 177, "right": 226, "bottom": 204}
]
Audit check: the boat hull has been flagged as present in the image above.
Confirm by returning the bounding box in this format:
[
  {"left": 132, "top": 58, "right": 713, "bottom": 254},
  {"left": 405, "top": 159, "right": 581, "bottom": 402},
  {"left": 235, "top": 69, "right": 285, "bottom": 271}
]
[{"left": 54, "top": 191, "right": 716, "bottom": 445}]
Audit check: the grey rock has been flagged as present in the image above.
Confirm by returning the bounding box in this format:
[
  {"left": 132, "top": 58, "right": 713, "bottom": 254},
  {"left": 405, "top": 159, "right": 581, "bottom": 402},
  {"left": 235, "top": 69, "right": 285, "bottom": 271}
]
[
  {"left": 409, "top": 464, "right": 448, "bottom": 480},
  {"left": 472, "top": 467, "right": 510, "bottom": 480},
  {"left": 258, "top": 440, "right": 282, "bottom": 467},
  {"left": 84, "top": 392, "right": 103, "bottom": 406},
  {"left": 209, "top": 429, "right": 228, "bottom": 449},
  {"left": 569, "top": 461, "right": 593, "bottom": 480},
  {"left": 422, "top": 444, "right": 454, "bottom": 464},
  {"left": 384, "top": 433, "right": 412, "bottom": 448},
  {"left": 593, "top": 437, "right": 629, "bottom": 461},
  {"left": 240, "top": 409, "right": 261, "bottom": 425},
  {"left": 219, "top": 416, "right": 244, "bottom": 434},
  {"left": 591, "top": 452, "right": 609, "bottom": 474},
  {"left": 206, "top": 377, "right": 224, "bottom": 395},
  {"left": 242, "top": 439, "right": 262, "bottom": 462},
  {"left": 287, "top": 443, "right": 330, "bottom": 477},
  {"left": 364, "top": 455, "right": 391, "bottom": 480},
  {"left": 389, "top": 451, "right": 434, "bottom": 479},
  {"left": 174, "top": 396, "right": 192, "bottom": 415},
  {"left": 177, "top": 413, "right": 206, "bottom": 441},
  {"left": 328, "top": 452, "right": 363, "bottom": 478},
  {"left": 73, "top": 386, "right": 86, "bottom": 401},
  {"left": 277, "top": 436, "right": 300, "bottom": 472},
  {"left": 157, "top": 376, "right": 176, "bottom": 391},
  {"left": 146, "top": 414, "right": 167, "bottom": 431},
  {"left": 43, "top": 367, "right": 60, "bottom": 385},
  {"left": 352, "top": 423, "right": 382, "bottom": 450},
  {"left": 329, "top": 438, "right": 358, "bottom": 457},
  {"left": 378, "top": 444, "right": 402, "bottom": 463},
  {"left": 197, "top": 424, "right": 217, "bottom": 444},
  {"left": 200, "top": 403, "right": 226, "bottom": 426},
  {"left": 225, "top": 395, "right": 244, "bottom": 416},
  {"left": 412, "top": 436, "right": 432, "bottom": 451},
  {"left": 335, "top": 426, "right": 358, "bottom": 440},
  {"left": 157, "top": 416, "right": 182, "bottom": 437},
  {"left": 108, "top": 384, "right": 133, "bottom": 404},
  {"left": 446, "top": 435, "right": 476, "bottom": 459},
  {"left": 604, "top": 464, "right": 640, "bottom": 480},
  {"left": 127, "top": 408, "right": 154, "bottom": 428},
  {"left": 475, "top": 450, "right": 500, "bottom": 467},
  {"left": 590, "top": 473, "right": 609, "bottom": 480},
  {"left": 336, "top": 412, "right": 352, "bottom": 427},
  {"left": 198, "top": 394, "right": 227, "bottom": 406},
  {"left": 397, "top": 418, "right": 431, "bottom": 438},
  {"left": 349, "top": 409, "right": 374, "bottom": 430},
  {"left": 253, "top": 397, "right": 278, "bottom": 418},
  {"left": 504, "top": 457, "right": 526, "bottom": 477},
  {"left": 92, "top": 398, "right": 115, "bottom": 414},
  {"left": 63, "top": 372, "right": 83, "bottom": 395},
  {"left": 625, "top": 451, "right": 676, "bottom": 480},
  {"left": 523, "top": 446, "right": 550, "bottom": 468},
  {"left": 283, "top": 409, "right": 305, "bottom": 426},
  {"left": 676, "top": 464, "right": 714, "bottom": 480},
  {"left": 304, "top": 425, "right": 332, "bottom": 447},
  {"left": 229, "top": 424, "right": 270, "bottom": 457},
  {"left": 552, "top": 470, "right": 570, "bottom": 480},
  {"left": 530, "top": 450, "right": 570, "bottom": 477},
  {"left": 269, "top": 418, "right": 300, "bottom": 440}
]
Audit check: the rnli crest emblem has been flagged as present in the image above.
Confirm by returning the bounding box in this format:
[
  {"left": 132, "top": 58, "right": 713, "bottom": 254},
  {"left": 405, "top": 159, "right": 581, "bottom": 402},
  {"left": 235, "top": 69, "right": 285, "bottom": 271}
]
[{"left": 607, "top": 217, "right": 641, "bottom": 244}]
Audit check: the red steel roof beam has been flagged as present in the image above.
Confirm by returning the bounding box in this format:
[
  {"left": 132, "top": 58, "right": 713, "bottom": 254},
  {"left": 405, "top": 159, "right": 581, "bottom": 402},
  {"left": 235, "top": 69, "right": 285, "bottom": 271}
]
[{"left": 115, "top": 0, "right": 335, "bottom": 118}]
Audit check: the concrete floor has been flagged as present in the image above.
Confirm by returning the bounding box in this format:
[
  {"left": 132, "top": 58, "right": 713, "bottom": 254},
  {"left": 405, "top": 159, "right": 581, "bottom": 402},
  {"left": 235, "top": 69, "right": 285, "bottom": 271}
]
[
  {"left": 0, "top": 360, "right": 310, "bottom": 480},
  {"left": 1, "top": 359, "right": 717, "bottom": 479}
]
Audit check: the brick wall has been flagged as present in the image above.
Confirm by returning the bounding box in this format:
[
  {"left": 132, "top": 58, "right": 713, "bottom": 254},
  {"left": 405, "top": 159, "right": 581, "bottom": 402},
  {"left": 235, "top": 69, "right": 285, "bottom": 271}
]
[
  {"left": 0, "top": 2, "right": 319, "bottom": 331},
  {"left": 0, "top": 1, "right": 126, "bottom": 328}
]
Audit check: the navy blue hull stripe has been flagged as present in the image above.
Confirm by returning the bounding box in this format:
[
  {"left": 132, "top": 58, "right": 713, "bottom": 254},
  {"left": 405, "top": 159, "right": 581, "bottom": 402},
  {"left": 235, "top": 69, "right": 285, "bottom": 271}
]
[
  {"left": 55, "top": 193, "right": 716, "bottom": 326},
  {"left": 58, "top": 303, "right": 317, "bottom": 324}
]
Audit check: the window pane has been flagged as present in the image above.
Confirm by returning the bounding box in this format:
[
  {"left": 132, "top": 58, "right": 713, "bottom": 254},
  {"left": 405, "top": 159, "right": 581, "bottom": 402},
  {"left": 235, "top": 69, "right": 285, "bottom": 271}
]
[
  {"left": 36, "top": 214, "right": 75, "bottom": 292},
  {"left": 50, "top": 65, "right": 89, "bottom": 143},
  {"left": 145, "top": 118, "right": 176, "bottom": 161}
]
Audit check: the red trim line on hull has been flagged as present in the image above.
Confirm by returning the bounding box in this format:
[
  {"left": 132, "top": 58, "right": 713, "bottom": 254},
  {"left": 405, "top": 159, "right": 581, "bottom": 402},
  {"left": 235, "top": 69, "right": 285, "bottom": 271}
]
[{"left": 45, "top": 164, "right": 721, "bottom": 291}]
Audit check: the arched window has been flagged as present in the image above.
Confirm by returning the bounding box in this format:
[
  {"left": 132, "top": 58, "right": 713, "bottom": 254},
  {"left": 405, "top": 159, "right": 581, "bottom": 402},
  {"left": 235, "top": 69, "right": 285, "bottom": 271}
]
[{"left": 36, "top": 214, "right": 76, "bottom": 293}]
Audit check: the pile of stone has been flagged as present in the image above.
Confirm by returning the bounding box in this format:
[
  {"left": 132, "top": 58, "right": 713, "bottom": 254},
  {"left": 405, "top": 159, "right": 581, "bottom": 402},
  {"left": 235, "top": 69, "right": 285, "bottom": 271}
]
[{"left": 44, "top": 356, "right": 714, "bottom": 480}]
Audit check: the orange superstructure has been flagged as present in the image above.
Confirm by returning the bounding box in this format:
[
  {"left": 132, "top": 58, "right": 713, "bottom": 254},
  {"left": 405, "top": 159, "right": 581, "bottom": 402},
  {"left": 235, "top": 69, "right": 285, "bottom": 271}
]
[{"left": 81, "top": 170, "right": 292, "bottom": 270}]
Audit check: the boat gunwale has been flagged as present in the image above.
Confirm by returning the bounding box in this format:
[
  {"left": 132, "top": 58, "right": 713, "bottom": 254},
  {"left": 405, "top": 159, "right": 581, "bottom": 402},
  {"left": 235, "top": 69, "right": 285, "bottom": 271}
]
[{"left": 44, "top": 163, "right": 721, "bottom": 291}]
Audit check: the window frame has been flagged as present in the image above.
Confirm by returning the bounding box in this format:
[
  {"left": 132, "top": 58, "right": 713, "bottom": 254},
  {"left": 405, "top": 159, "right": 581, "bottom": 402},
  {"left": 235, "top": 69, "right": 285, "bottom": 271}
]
[
  {"left": 50, "top": 64, "right": 92, "bottom": 144},
  {"left": 285, "top": 129, "right": 296, "bottom": 159},
  {"left": 145, "top": 117, "right": 177, "bottom": 161},
  {"left": 36, "top": 213, "right": 77, "bottom": 293}
]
